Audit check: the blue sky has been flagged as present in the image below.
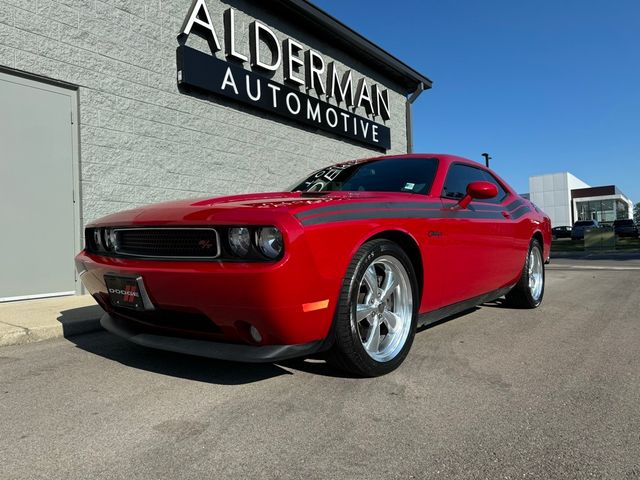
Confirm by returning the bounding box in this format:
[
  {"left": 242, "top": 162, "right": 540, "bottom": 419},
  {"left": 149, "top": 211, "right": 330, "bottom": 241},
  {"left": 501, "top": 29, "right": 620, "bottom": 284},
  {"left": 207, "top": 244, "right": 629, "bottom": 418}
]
[{"left": 312, "top": 0, "right": 640, "bottom": 202}]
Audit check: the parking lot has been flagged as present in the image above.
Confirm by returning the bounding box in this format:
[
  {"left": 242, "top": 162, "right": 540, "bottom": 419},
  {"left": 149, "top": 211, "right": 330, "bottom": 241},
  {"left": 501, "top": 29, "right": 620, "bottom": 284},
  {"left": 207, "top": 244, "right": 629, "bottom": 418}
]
[{"left": 2, "top": 257, "right": 639, "bottom": 480}]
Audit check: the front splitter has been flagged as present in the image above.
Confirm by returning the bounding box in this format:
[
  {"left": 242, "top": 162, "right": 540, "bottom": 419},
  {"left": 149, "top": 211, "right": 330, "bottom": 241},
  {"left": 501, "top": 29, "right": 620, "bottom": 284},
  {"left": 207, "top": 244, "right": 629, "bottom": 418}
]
[{"left": 101, "top": 314, "right": 325, "bottom": 363}]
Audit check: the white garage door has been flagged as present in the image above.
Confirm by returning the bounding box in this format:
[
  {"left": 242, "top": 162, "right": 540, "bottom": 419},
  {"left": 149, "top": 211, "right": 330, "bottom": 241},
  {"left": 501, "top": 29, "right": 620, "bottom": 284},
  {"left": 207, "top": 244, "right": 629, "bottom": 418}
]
[{"left": 0, "top": 71, "right": 80, "bottom": 301}]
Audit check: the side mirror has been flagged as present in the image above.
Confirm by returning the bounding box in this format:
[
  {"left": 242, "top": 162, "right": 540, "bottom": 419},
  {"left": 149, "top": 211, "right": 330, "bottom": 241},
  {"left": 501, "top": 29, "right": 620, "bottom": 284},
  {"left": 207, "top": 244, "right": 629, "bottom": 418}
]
[{"left": 457, "top": 181, "right": 498, "bottom": 209}]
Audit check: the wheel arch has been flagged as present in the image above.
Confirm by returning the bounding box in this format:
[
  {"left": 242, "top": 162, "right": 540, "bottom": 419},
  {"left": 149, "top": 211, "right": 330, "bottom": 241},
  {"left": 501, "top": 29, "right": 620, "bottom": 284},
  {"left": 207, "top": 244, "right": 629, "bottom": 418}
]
[
  {"left": 366, "top": 230, "right": 424, "bottom": 300},
  {"left": 531, "top": 229, "right": 549, "bottom": 264},
  {"left": 532, "top": 230, "right": 543, "bottom": 246}
]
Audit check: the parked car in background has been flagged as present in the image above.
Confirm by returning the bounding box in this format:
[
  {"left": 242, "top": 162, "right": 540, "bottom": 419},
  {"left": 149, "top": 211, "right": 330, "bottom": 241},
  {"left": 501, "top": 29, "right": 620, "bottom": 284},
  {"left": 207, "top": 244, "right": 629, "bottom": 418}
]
[
  {"left": 571, "top": 220, "right": 599, "bottom": 241},
  {"left": 75, "top": 154, "right": 552, "bottom": 377},
  {"left": 613, "top": 219, "right": 639, "bottom": 238},
  {"left": 552, "top": 226, "right": 572, "bottom": 240}
]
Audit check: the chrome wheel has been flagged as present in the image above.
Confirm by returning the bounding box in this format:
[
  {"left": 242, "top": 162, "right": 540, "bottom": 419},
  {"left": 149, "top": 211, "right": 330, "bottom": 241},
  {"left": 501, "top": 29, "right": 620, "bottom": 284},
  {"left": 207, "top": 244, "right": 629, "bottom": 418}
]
[
  {"left": 354, "top": 255, "right": 413, "bottom": 362},
  {"left": 528, "top": 246, "right": 544, "bottom": 302}
]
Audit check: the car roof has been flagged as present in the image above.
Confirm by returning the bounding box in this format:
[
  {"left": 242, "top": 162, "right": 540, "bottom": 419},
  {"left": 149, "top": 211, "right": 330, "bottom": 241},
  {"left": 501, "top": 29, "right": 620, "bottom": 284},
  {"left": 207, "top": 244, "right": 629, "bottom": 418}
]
[
  {"left": 335, "top": 153, "right": 487, "bottom": 169},
  {"left": 328, "top": 153, "right": 516, "bottom": 198}
]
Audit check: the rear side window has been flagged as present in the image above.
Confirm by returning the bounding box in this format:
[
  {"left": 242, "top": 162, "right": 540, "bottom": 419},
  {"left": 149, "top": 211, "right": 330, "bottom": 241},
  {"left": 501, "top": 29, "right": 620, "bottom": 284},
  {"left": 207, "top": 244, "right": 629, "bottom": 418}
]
[
  {"left": 574, "top": 221, "right": 596, "bottom": 226},
  {"left": 442, "top": 164, "right": 508, "bottom": 204}
]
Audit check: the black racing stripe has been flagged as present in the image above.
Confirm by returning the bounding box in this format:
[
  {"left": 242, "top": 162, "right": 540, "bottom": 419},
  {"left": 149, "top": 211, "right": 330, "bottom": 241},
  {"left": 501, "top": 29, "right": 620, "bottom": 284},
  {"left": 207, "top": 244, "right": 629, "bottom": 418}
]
[
  {"left": 468, "top": 204, "right": 503, "bottom": 212},
  {"left": 300, "top": 209, "right": 504, "bottom": 226},
  {"left": 468, "top": 198, "right": 527, "bottom": 212},
  {"left": 440, "top": 210, "right": 505, "bottom": 219},
  {"left": 295, "top": 201, "right": 443, "bottom": 219},
  {"left": 297, "top": 197, "right": 528, "bottom": 223},
  {"left": 506, "top": 198, "right": 525, "bottom": 211},
  {"left": 441, "top": 198, "right": 525, "bottom": 212},
  {"left": 510, "top": 204, "right": 530, "bottom": 215},
  {"left": 510, "top": 205, "right": 532, "bottom": 220}
]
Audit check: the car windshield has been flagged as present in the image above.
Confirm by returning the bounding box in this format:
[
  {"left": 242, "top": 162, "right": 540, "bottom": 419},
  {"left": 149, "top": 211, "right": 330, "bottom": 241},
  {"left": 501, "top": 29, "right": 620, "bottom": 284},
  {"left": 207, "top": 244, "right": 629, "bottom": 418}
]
[
  {"left": 574, "top": 221, "right": 595, "bottom": 226},
  {"left": 290, "top": 157, "right": 439, "bottom": 195},
  {"left": 614, "top": 220, "right": 633, "bottom": 226}
]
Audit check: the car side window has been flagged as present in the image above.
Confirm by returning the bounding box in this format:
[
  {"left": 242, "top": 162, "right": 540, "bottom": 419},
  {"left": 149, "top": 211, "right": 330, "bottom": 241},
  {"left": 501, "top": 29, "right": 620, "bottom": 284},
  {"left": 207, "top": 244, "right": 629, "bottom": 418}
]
[
  {"left": 482, "top": 170, "right": 508, "bottom": 204},
  {"left": 442, "top": 164, "right": 508, "bottom": 204}
]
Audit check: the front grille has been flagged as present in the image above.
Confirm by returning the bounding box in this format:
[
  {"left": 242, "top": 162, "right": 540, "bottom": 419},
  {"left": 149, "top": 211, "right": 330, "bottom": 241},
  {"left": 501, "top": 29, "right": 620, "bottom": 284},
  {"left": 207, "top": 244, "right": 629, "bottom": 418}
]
[{"left": 114, "top": 228, "right": 220, "bottom": 259}]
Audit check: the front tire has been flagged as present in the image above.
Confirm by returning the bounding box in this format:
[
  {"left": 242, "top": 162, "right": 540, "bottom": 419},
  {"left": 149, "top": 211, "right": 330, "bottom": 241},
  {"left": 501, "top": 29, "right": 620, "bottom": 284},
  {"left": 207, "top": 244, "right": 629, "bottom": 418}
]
[
  {"left": 328, "top": 239, "right": 418, "bottom": 377},
  {"left": 505, "top": 238, "right": 545, "bottom": 308}
]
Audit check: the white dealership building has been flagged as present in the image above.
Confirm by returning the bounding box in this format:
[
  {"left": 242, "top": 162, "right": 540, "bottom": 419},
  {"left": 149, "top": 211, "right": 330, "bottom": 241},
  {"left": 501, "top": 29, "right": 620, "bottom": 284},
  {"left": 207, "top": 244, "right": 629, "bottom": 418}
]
[
  {"left": 0, "top": 0, "right": 431, "bottom": 301},
  {"left": 529, "top": 172, "right": 633, "bottom": 227}
]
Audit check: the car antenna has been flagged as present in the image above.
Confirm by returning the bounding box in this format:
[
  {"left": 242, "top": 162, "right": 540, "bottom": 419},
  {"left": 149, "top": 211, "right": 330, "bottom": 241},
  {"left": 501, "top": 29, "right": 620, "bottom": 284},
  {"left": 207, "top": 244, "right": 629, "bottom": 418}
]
[{"left": 481, "top": 153, "right": 492, "bottom": 168}]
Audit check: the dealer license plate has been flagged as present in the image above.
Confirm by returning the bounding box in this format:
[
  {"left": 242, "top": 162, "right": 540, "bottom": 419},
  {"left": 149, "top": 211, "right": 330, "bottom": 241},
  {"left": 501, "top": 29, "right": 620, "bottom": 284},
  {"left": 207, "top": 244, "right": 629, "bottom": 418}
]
[{"left": 104, "top": 275, "right": 146, "bottom": 311}]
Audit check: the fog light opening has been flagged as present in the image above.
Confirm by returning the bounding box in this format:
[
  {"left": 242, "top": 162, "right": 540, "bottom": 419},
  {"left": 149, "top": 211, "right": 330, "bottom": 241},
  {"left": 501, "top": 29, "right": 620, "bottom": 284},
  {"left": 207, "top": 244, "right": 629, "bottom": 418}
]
[{"left": 249, "top": 325, "right": 262, "bottom": 343}]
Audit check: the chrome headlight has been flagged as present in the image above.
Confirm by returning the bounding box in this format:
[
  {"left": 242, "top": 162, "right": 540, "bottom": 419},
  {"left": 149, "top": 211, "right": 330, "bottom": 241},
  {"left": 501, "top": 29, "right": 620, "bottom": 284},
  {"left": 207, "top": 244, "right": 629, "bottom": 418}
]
[
  {"left": 109, "top": 229, "right": 118, "bottom": 250},
  {"left": 228, "top": 227, "right": 251, "bottom": 257},
  {"left": 256, "top": 227, "right": 283, "bottom": 259},
  {"left": 93, "top": 228, "right": 103, "bottom": 250},
  {"left": 104, "top": 228, "right": 117, "bottom": 250}
]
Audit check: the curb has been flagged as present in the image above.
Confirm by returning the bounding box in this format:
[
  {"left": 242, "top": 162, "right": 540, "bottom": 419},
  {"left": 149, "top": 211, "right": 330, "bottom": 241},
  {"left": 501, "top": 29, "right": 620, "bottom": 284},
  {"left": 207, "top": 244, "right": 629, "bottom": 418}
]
[
  {"left": 0, "top": 296, "right": 105, "bottom": 348},
  {"left": 551, "top": 251, "right": 640, "bottom": 260},
  {"left": 0, "top": 317, "right": 103, "bottom": 348}
]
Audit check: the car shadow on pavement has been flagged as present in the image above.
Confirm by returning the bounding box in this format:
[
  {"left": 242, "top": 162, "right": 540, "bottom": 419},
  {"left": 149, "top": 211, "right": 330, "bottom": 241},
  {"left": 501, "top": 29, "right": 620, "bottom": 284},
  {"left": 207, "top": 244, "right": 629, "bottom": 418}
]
[
  {"left": 60, "top": 305, "right": 491, "bottom": 383},
  {"left": 416, "top": 307, "right": 481, "bottom": 333},
  {"left": 66, "top": 329, "right": 296, "bottom": 386},
  {"left": 278, "top": 357, "right": 364, "bottom": 379},
  {"left": 57, "top": 305, "right": 104, "bottom": 338},
  {"left": 481, "top": 298, "right": 510, "bottom": 309},
  {"left": 285, "top": 307, "right": 487, "bottom": 378}
]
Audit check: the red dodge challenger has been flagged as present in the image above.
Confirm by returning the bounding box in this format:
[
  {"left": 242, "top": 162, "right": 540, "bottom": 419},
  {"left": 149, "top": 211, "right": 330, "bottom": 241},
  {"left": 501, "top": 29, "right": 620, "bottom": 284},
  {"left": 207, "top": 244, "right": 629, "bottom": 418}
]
[{"left": 76, "top": 154, "right": 551, "bottom": 376}]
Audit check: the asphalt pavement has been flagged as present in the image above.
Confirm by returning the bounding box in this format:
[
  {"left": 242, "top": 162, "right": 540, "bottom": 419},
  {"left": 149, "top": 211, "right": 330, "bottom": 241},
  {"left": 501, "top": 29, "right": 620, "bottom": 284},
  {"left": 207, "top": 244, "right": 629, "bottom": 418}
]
[{"left": 1, "top": 258, "right": 639, "bottom": 479}]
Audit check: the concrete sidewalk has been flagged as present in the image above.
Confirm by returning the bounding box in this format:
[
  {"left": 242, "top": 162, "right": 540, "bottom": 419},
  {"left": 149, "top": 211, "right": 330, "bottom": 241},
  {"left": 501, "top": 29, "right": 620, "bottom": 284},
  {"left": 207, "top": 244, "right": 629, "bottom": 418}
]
[{"left": 0, "top": 295, "right": 103, "bottom": 347}]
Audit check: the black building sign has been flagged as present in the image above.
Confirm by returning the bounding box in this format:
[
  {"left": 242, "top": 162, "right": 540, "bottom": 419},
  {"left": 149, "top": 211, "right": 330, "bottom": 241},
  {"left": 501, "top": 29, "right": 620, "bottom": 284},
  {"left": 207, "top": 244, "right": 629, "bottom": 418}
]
[
  {"left": 177, "top": 46, "right": 391, "bottom": 150},
  {"left": 177, "top": 0, "right": 392, "bottom": 150}
]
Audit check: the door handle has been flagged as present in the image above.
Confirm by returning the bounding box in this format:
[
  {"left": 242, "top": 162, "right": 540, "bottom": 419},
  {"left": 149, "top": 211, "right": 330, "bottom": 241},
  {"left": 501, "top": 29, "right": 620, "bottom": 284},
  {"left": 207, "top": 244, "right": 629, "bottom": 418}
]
[{"left": 501, "top": 211, "right": 511, "bottom": 219}]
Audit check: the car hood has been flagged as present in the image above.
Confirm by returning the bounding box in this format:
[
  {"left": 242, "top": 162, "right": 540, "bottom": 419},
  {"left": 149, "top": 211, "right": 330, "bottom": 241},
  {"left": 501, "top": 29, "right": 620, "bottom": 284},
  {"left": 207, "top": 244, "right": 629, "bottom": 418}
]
[{"left": 88, "top": 191, "right": 413, "bottom": 227}]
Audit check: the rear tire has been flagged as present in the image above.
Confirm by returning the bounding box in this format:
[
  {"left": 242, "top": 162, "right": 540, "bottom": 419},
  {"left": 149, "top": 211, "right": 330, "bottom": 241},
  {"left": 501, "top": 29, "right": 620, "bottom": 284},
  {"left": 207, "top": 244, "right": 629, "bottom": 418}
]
[
  {"left": 328, "top": 239, "right": 418, "bottom": 377},
  {"left": 505, "top": 238, "right": 545, "bottom": 309}
]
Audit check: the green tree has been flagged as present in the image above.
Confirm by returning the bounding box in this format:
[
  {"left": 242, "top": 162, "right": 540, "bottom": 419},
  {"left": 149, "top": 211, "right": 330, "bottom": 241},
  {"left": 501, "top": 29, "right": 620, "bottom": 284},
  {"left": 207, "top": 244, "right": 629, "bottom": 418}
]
[{"left": 635, "top": 202, "right": 640, "bottom": 223}]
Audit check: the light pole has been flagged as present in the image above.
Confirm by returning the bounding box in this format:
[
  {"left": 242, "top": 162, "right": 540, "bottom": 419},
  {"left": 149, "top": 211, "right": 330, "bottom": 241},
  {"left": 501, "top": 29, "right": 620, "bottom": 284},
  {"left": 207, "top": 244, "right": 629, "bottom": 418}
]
[{"left": 482, "top": 152, "right": 492, "bottom": 168}]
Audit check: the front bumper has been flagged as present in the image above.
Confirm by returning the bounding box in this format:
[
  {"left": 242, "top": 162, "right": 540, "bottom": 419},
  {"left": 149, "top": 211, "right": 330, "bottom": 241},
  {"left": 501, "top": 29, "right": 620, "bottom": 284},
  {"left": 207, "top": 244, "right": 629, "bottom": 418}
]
[
  {"left": 101, "top": 314, "right": 325, "bottom": 362},
  {"left": 76, "top": 249, "right": 340, "bottom": 347}
]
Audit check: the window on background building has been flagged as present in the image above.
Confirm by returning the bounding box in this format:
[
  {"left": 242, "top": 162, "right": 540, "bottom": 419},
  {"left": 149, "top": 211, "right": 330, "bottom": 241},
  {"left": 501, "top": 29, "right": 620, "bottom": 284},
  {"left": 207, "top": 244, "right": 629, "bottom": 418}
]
[
  {"left": 600, "top": 200, "right": 615, "bottom": 223},
  {"left": 616, "top": 200, "right": 629, "bottom": 220},
  {"left": 576, "top": 199, "right": 619, "bottom": 225},
  {"left": 577, "top": 201, "right": 594, "bottom": 221}
]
